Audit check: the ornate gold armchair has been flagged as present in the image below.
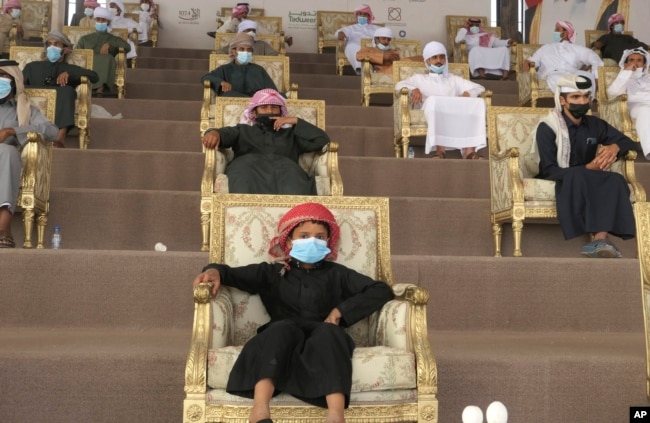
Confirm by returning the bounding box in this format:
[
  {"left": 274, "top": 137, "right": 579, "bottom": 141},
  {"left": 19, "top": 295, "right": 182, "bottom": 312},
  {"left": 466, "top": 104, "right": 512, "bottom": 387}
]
[
  {"left": 199, "top": 97, "right": 343, "bottom": 252},
  {"left": 200, "top": 53, "right": 298, "bottom": 134},
  {"left": 585, "top": 29, "right": 633, "bottom": 64},
  {"left": 62, "top": 26, "right": 127, "bottom": 99},
  {"left": 10, "top": 46, "right": 93, "bottom": 149},
  {"left": 17, "top": 88, "right": 56, "bottom": 248},
  {"left": 516, "top": 43, "right": 553, "bottom": 107},
  {"left": 123, "top": 1, "right": 160, "bottom": 47},
  {"left": 215, "top": 32, "right": 285, "bottom": 55},
  {"left": 634, "top": 202, "right": 650, "bottom": 399},
  {"left": 487, "top": 106, "right": 646, "bottom": 257},
  {"left": 186, "top": 193, "right": 438, "bottom": 423},
  {"left": 597, "top": 65, "right": 637, "bottom": 140},
  {"left": 18, "top": 0, "right": 50, "bottom": 41},
  {"left": 445, "top": 15, "right": 487, "bottom": 63},
  {"left": 392, "top": 61, "right": 492, "bottom": 158},
  {"left": 359, "top": 37, "right": 422, "bottom": 107},
  {"left": 316, "top": 11, "right": 354, "bottom": 54}
]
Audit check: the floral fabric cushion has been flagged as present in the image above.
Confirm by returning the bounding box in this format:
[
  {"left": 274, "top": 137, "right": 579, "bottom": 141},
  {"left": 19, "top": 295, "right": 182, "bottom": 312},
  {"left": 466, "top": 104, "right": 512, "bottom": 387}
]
[{"left": 523, "top": 177, "right": 555, "bottom": 202}]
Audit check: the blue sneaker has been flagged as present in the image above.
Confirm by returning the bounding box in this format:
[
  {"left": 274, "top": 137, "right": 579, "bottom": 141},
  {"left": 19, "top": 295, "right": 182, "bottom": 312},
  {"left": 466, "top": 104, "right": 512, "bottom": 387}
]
[{"left": 580, "top": 240, "right": 618, "bottom": 258}]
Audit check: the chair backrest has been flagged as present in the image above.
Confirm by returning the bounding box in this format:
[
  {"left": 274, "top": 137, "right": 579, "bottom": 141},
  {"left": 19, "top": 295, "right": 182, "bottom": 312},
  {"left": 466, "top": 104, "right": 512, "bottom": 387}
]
[
  {"left": 10, "top": 46, "right": 94, "bottom": 71},
  {"left": 445, "top": 15, "right": 488, "bottom": 59},
  {"left": 220, "top": 7, "right": 264, "bottom": 17},
  {"left": 209, "top": 53, "right": 291, "bottom": 93},
  {"left": 63, "top": 26, "right": 129, "bottom": 46},
  {"left": 360, "top": 37, "right": 422, "bottom": 59},
  {"left": 24, "top": 87, "right": 56, "bottom": 122},
  {"left": 215, "top": 32, "right": 284, "bottom": 54},
  {"left": 214, "top": 97, "right": 325, "bottom": 130},
  {"left": 123, "top": 2, "right": 159, "bottom": 15},
  {"left": 487, "top": 106, "right": 553, "bottom": 178},
  {"left": 248, "top": 16, "right": 283, "bottom": 34},
  {"left": 317, "top": 11, "right": 355, "bottom": 46},
  {"left": 19, "top": 0, "right": 51, "bottom": 40},
  {"left": 585, "top": 29, "right": 633, "bottom": 48},
  {"left": 597, "top": 65, "right": 621, "bottom": 102}
]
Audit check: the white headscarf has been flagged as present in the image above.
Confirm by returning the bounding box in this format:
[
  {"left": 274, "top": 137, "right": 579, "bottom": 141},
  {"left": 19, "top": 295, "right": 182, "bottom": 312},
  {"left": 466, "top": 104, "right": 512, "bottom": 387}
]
[
  {"left": 619, "top": 47, "right": 649, "bottom": 73},
  {"left": 422, "top": 41, "right": 448, "bottom": 74},
  {"left": 238, "top": 19, "right": 258, "bottom": 33}
]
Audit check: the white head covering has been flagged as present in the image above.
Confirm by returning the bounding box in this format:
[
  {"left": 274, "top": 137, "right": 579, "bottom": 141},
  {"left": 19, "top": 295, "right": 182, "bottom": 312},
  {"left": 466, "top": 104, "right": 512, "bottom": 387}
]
[
  {"left": 109, "top": 0, "right": 125, "bottom": 14},
  {"left": 422, "top": 41, "right": 448, "bottom": 73},
  {"left": 238, "top": 19, "right": 258, "bottom": 33},
  {"left": 373, "top": 27, "right": 393, "bottom": 39},
  {"left": 93, "top": 7, "right": 113, "bottom": 20},
  {"left": 555, "top": 74, "right": 592, "bottom": 111},
  {"left": 619, "top": 47, "right": 649, "bottom": 72}
]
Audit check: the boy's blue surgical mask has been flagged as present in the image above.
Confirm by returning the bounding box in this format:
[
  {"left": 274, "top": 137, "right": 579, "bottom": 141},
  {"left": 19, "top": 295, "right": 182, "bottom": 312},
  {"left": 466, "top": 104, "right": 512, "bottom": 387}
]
[
  {"left": 10, "top": 9, "right": 20, "bottom": 19},
  {"left": 469, "top": 26, "right": 480, "bottom": 34},
  {"left": 289, "top": 238, "right": 331, "bottom": 264},
  {"left": 0, "top": 77, "right": 13, "bottom": 100},
  {"left": 84, "top": 7, "right": 94, "bottom": 17},
  {"left": 95, "top": 22, "right": 108, "bottom": 32},
  {"left": 357, "top": 16, "right": 368, "bottom": 26},
  {"left": 428, "top": 64, "right": 446, "bottom": 74},
  {"left": 552, "top": 31, "right": 562, "bottom": 43},
  {"left": 377, "top": 42, "right": 390, "bottom": 51},
  {"left": 613, "top": 23, "right": 624, "bottom": 34},
  {"left": 46, "top": 46, "right": 62, "bottom": 63},
  {"left": 236, "top": 51, "right": 252, "bottom": 65}
]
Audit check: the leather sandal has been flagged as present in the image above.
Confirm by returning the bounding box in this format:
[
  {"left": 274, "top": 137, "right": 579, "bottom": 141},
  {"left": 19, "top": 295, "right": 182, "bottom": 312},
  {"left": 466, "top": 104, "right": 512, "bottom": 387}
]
[
  {"left": 0, "top": 232, "right": 15, "bottom": 248},
  {"left": 465, "top": 152, "right": 483, "bottom": 160},
  {"left": 431, "top": 150, "right": 446, "bottom": 159}
]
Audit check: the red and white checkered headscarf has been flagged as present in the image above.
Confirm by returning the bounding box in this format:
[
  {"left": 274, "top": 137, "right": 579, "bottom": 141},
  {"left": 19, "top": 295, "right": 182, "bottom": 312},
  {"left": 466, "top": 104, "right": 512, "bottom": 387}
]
[
  {"left": 84, "top": 0, "right": 100, "bottom": 7},
  {"left": 556, "top": 20, "right": 575, "bottom": 43},
  {"left": 608, "top": 13, "right": 625, "bottom": 30},
  {"left": 354, "top": 4, "right": 375, "bottom": 24},
  {"left": 242, "top": 89, "right": 288, "bottom": 124},
  {"left": 3, "top": 0, "right": 20, "bottom": 14},
  {"left": 232, "top": 4, "right": 248, "bottom": 18},
  {"left": 268, "top": 203, "right": 340, "bottom": 263}
]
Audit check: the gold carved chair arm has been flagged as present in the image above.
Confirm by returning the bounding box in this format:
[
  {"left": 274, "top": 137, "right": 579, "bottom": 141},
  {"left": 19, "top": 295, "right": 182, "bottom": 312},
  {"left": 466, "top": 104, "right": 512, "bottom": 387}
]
[
  {"left": 479, "top": 90, "right": 493, "bottom": 107},
  {"left": 9, "top": 23, "right": 17, "bottom": 47},
  {"left": 185, "top": 283, "right": 213, "bottom": 397},
  {"left": 200, "top": 148, "right": 216, "bottom": 252},
  {"left": 129, "top": 28, "right": 138, "bottom": 68},
  {"left": 151, "top": 16, "right": 159, "bottom": 47},
  {"left": 336, "top": 38, "right": 346, "bottom": 76},
  {"left": 324, "top": 142, "right": 343, "bottom": 196},
  {"left": 200, "top": 80, "right": 212, "bottom": 134},
  {"left": 76, "top": 75, "right": 92, "bottom": 149},
  {"left": 115, "top": 47, "right": 126, "bottom": 99},
  {"left": 459, "top": 40, "right": 468, "bottom": 63},
  {"left": 317, "top": 23, "right": 325, "bottom": 53},
  {"left": 288, "top": 82, "right": 298, "bottom": 100},
  {"left": 623, "top": 150, "right": 647, "bottom": 203}
]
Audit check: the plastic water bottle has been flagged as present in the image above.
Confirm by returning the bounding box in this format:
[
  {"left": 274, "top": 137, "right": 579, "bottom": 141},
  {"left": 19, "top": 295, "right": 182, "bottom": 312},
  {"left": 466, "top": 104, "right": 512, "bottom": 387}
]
[
  {"left": 407, "top": 146, "right": 415, "bottom": 159},
  {"left": 52, "top": 226, "right": 61, "bottom": 249}
]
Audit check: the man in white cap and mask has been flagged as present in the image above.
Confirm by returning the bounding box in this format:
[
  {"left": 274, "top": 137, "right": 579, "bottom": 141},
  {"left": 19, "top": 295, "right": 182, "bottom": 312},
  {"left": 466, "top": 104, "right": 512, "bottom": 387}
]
[
  {"left": 535, "top": 73, "right": 638, "bottom": 258},
  {"left": 395, "top": 41, "right": 487, "bottom": 159},
  {"left": 355, "top": 27, "right": 421, "bottom": 75},
  {"left": 216, "top": 20, "right": 279, "bottom": 56},
  {"left": 335, "top": 4, "right": 381, "bottom": 74},
  {"left": 0, "top": 59, "right": 58, "bottom": 248},
  {"left": 76, "top": 6, "right": 131, "bottom": 96},
  {"left": 607, "top": 47, "right": 650, "bottom": 159}
]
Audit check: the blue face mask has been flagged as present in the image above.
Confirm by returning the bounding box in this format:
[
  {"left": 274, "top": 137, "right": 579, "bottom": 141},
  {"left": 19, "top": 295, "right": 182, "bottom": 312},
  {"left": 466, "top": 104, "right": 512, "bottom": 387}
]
[
  {"left": 289, "top": 237, "right": 331, "bottom": 264},
  {"left": 95, "top": 22, "right": 108, "bottom": 32},
  {"left": 428, "top": 64, "right": 446, "bottom": 74},
  {"left": 552, "top": 31, "right": 562, "bottom": 43},
  {"left": 469, "top": 26, "right": 480, "bottom": 34},
  {"left": 236, "top": 51, "right": 252, "bottom": 65},
  {"left": 10, "top": 9, "right": 20, "bottom": 19},
  {"left": 376, "top": 42, "right": 390, "bottom": 51},
  {"left": 357, "top": 16, "right": 368, "bottom": 26},
  {"left": 613, "top": 23, "right": 624, "bottom": 34},
  {"left": 46, "top": 46, "right": 62, "bottom": 63},
  {"left": 0, "top": 77, "right": 13, "bottom": 100},
  {"left": 84, "top": 7, "right": 94, "bottom": 17}
]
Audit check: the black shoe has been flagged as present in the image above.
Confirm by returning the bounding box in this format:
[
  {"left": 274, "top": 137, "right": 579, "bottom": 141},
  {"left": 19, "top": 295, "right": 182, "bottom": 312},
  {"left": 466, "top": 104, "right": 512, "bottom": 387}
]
[{"left": 207, "top": 31, "right": 216, "bottom": 38}]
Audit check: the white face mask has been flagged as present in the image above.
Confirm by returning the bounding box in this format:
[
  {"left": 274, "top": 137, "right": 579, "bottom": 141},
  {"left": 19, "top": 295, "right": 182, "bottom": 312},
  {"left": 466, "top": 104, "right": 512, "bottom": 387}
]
[
  {"left": 633, "top": 68, "right": 645, "bottom": 79},
  {"left": 84, "top": 7, "right": 94, "bottom": 17},
  {"left": 140, "top": 3, "right": 150, "bottom": 12},
  {"left": 109, "top": 7, "right": 118, "bottom": 16}
]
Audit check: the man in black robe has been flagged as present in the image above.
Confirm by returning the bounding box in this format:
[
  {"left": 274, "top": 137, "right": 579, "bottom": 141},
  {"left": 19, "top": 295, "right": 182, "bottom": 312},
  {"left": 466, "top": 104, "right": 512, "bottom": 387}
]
[
  {"left": 535, "top": 73, "right": 638, "bottom": 257},
  {"left": 201, "top": 32, "right": 277, "bottom": 97},
  {"left": 23, "top": 30, "right": 99, "bottom": 147},
  {"left": 592, "top": 13, "right": 648, "bottom": 64},
  {"left": 201, "top": 88, "right": 329, "bottom": 194}
]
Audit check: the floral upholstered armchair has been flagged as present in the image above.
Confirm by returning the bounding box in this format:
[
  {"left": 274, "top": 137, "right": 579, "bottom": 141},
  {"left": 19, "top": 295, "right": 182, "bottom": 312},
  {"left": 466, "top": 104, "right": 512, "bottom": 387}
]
[
  {"left": 634, "top": 202, "right": 650, "bottom": 399},
  {"left": 200, "top": 53, "right": 298, "bottom": 134},
  {"left": 62, "top": 26, "right": 127, "bottom": 98},
  {"left": 185, "top": 193, "right": 439, "bottom": 423},
  {"left": 17, "top": 0, "right": 50, "bottom": 41},
  {"left": 516, "top": 44, "right": 554, "bottom": 107},
  {"left": 316, "top": 10, "right": 354, "bottom": 54},
  {"left": 597, "top": 65, "right": 637, "bottom": 141},
  {"left": 445, "top": 15, "right": 487, "bottom": 63},
  {"left": 10, "top": 46, "right": 93, "bottom": 149},
  {"left": 487, "top": 106, "right": 646, "bottom": 257},
  {"left": 199, "top": 98, "right": 343, "bottom": 252},
  {"left": 17, "top": 88, "right": 56, "bottom": 248},
  {"left": 123, "top": 2, "right": 160, "bottom": 47},
  {"left": 392, "top": 61, "right": 492, "bottom": 158},
  {"left": 214, "top": 32, "right": 285, "bottom": 55},
  {"left": 358, "top": 37, "right": 421, "bottom": 107},
  {"left": 585, "top": 29, "right": 633, "bottom": 64}
]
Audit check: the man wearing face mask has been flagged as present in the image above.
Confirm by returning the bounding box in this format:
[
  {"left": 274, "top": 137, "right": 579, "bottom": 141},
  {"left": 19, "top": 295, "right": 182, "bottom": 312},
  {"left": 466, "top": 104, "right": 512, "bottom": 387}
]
[
  {"left": 0, "top": 0, "right": 23, "bottom": 55},
  {"left": 607, "top": 47, "right": 650, "bottom": 159},
  {"left": 108, "top": 0, "right": 145, "bottom": 51},
  {"left": 394, "top": 41, "right": 487, "bottom": 160},
  {"left": 193, "top": 202, "right": 394, "bottom": 423},
  {"left": 455, "top": 17, "right": 514, "bottom": 80},
  {"left": 77, "top": 0, "right": 100, "bottom": 28},
  {"left": 0, "top": 59, "right": 58, "bottom": 248},
  {"left": 76, "top": 7, "right": 131, "bottom": 97},
  {"left": 535, "top": 74, "right": 638, "bottom": 258},
  {"left": 22, "top": 30, "right": 98, "bottom": 147},
  {"left": 200, "top": 88, "right": 329, "bottom": 194},
  {"left": 355, "top": 27, "right": 422, "bottom": 75},
  {"left": 592, "top": 13, "right": 648, "bottom": 65},
  {"left": 136, "top": 0, "right": 158, "bottom": 46},
  {"left": 201, "top": 33, "right": 277, "bottom": 98},
  {"left": 524, "top": 20, "right": 603, "bottom": 94},
  {"left": 216, "top": 20, "right": 279, "bottom": 56},
  {"left": 335, "top": 4, "right": 381, "bottom": 75}
]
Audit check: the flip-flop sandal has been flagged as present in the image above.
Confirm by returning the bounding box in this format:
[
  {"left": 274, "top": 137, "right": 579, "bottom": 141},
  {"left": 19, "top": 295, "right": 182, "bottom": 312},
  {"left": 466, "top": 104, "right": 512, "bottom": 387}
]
[
  {"left": 465, "top": 152, "right": 483, "bottom": 160},
  {"left": 431, "top": 151, "right": 446, "bottom": 159},
  {"left": 0, "top": 232, "right": 15, "bottom": 248}
]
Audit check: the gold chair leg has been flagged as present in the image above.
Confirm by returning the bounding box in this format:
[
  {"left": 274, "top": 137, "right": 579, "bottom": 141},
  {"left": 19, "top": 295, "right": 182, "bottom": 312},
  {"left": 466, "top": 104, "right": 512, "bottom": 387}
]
[
  {"left": 393, "top": 137, "right": 402, "bottom": 158},
  {"left": 36, "top": 212, "right": 47, "bottom": 249},
  {"left": 401, "top": 137, "right": 410, "bottom": 159},
  {"left": 512, "top": 219, "right": 524, "bottom": 257},
  {"left": 492, "top": 223, "right": 502, "bottom": 257},
  {"left": 22, "top": 208, "right": 35, "bottom": 249},
  {"left": 200, "top": 212, "right": 210, "bottom": 252}
]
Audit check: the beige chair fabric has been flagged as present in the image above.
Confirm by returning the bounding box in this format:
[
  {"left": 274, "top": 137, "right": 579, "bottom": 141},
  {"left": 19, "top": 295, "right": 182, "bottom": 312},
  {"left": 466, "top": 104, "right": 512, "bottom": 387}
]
[
  {"left": 445, "top": 15, "right": 488, "bottom": 63},
  {"left": 10, "top": 46, "right": 93, "bottom": 149},
  {"left": 316, "top": 10, "right": 354, "bottom": 54},
  {"left": 487, "top": 106, "right": 646, "bottom": 257},
  {"left": 185, "top": 193, "right": 438, "bottom": 423},
  {"left": 17, "top": 0, "right": 50, "bottom": 41},
  {"left": 597, "top": 65, "right": 638, "bottom": 140},
  {"left": 199, "top": 97, "right": 343, "bottom": 252},
  {"left": 335, "top": 22, "right": 385, "bottom": 76},
  {"left": 516, "top": 43, "right": 553, "bottom": 107},
  {"left": 633, "top": 201, "right": 650, "bottom": 400}
]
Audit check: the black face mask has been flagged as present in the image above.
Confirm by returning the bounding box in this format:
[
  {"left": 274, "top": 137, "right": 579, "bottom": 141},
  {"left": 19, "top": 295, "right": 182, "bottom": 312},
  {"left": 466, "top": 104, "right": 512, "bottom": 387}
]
[
  {"left": 256, "top": 113, "right": 280, "bottom": 128},
  {"left": 567, "top": 103, "right": 590, "bottom": 119}
]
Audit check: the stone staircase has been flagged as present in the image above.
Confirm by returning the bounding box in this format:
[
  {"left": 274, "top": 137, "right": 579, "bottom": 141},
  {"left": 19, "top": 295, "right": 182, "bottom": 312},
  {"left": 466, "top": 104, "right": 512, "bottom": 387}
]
[{"left": 1, "top": 46, "right": 649, "bottom": 423}]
